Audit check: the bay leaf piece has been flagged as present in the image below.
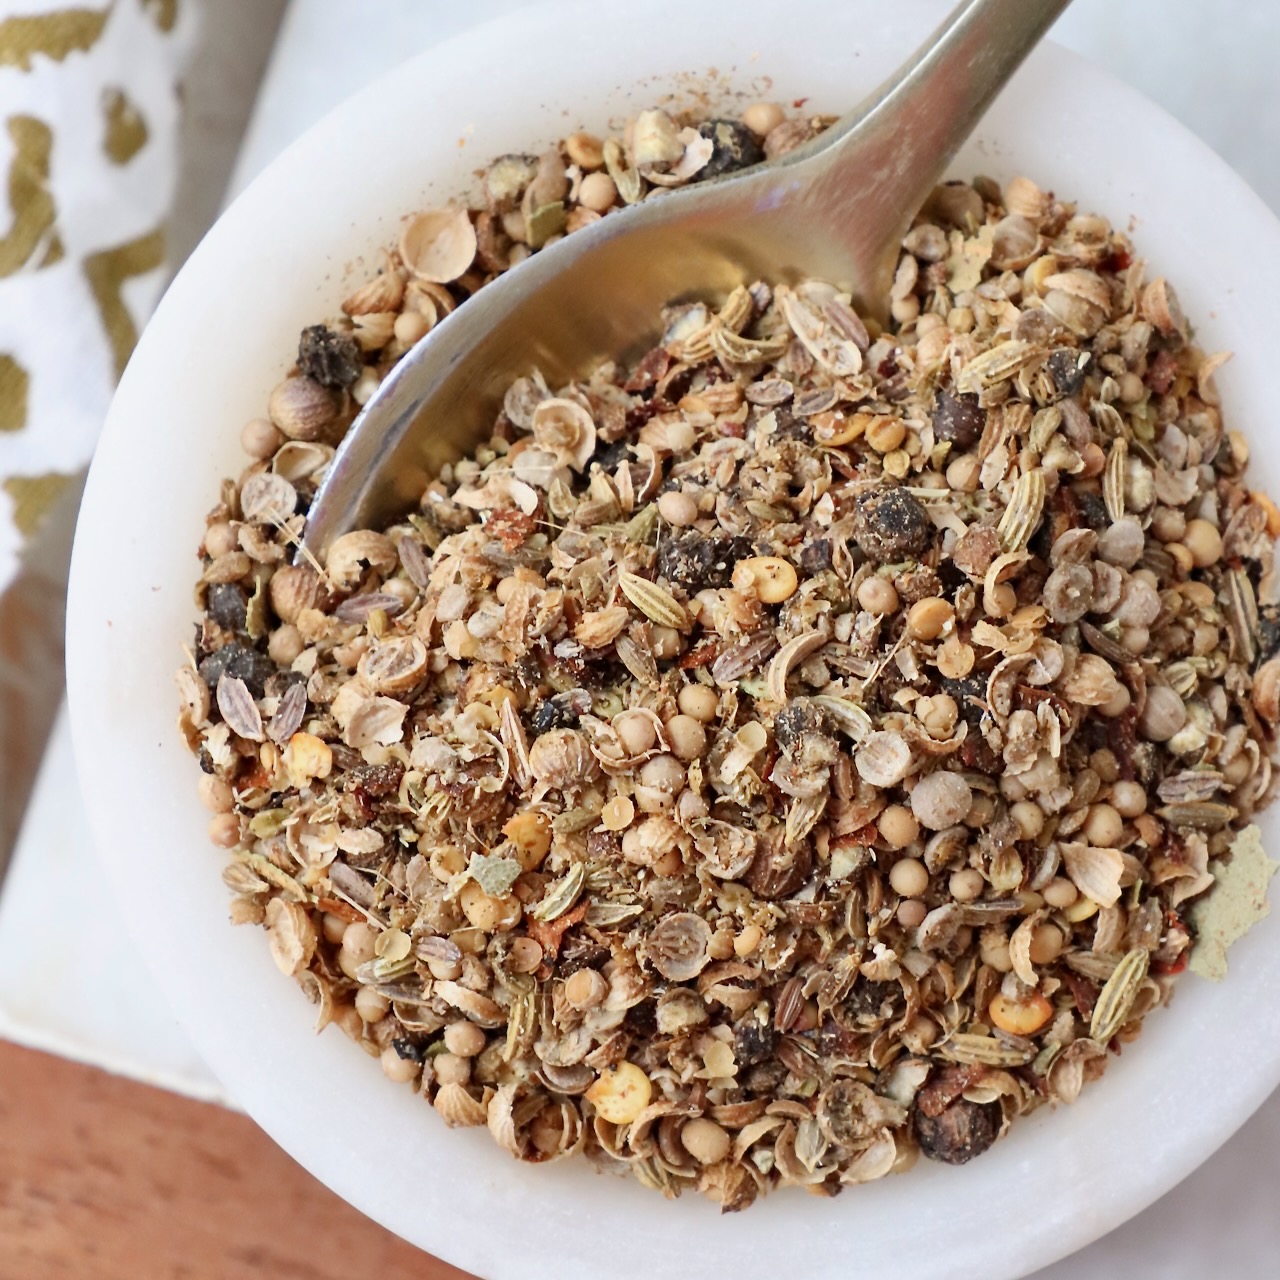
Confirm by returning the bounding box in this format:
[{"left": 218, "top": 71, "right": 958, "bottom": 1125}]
[{"left": 1189, "top": 825, "right": 1279, "bottom": 981}]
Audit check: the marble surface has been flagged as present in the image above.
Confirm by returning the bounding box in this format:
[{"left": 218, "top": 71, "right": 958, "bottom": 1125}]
[{"left": 5, "top": 1, "right": 1280, "bottom": 1275}]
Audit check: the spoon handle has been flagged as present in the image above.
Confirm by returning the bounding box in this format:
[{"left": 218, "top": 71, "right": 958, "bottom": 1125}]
[
  {"left": 779, "top": 0, "right": 1072, "bottom": 306},
  {"left": 824, "top": 0, "right": 1072, "bottom": 181}
]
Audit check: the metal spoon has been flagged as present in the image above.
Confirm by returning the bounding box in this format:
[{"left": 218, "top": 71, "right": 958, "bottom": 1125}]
[{"left": 302, "top": 0, "right": 1070, "bottom": 557}]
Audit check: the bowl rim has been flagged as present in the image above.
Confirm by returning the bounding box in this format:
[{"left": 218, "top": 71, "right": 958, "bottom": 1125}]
[{"left": 66, "top": 2, "right": 1280, "bottom": 1277}]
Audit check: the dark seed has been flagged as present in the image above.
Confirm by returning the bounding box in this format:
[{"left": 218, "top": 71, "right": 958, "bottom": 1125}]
[
  {"left": 734, "top": 1018, "right": 777, "bottom": 1067},
  {"left": 744, "top": 1060, "right": 788, "bottom": 1094},
  {"left": 329, "top": 742, "right": 365, "bottom": 773},
  {"left": 814, "top": 1019, "right": 860, "bottom": 1058},
  {"left": 263, "top": 669, "right": 307, "bottom": 700},
  {"left": 297, "top": 324, "right": 363, "bottom": 390},
  {"left": 624, "top": 998, "right": 658, "bottom": 1040},
  {"left": 1077, "top": 491, "right": 1110, "bottom": 531},
  {"left": 1256, "top": 605, "right": 1280, "bottom": 666},
  {"left": 698, "top": 118, "right": 764, "bottom": 178},
  {"left": 591, "top": 438, "right": 632, "bottom": 474},
  {"left": 557, "top": 933, "right": 611, "bottom": 976},
  {"left": 772, "top": 698, "right": 831, "bottom": 750},
  {"left": 512, "top": 652, "right": 545, "bottom": 693},
  {"left": 391, "top": 1038, "right": 424, "bottom": 1063},
  {"left": 657, "top": 531, "right": 756, "bottom": 589},
  {"left": 531, "top": 688, "right": 592, "bottom": 732},
  {"left": 940, "top": 675, "right": 988, "bottom": 727},
  {"left": 960, "top": 734, "right": 1002, "bottom": 775},
  {"left": 853, "top": 487, "right": 933, "bottom": 563},
  {"left": 197, "top": 642, "right": 275, "bottom": 697},
  {"left": 913, "top": 1096, "right": 1001, "bottom": 1165},
  {"left": 798, "top": 538, "right": 833, "bottom": 574},
  {"left": 1046, "top": 346, "right": 1093, "bottom": 399},
  {"left": 585, "top": 829, "right": 621, "bottom": 862},
  {"left": 206, "top": 582, "right": 248, "bottom": 632},
  {"left": 841, "top": 979, "right": 897, "bottom": 1022},
  {"left": 1027, "top": 508, "right": 1056, "bottom": 562},
  {"left": 348, "top": 760, "right": 405, "bottom": 798},
  {"left": 746, "top": 836, "right": 812, "bottom": 900},
  {"left": 932, "top": 388, "right": 985, "bottom": 448},
  {"left": 531, "top": 700, "right": 572, "bottom": 733}
]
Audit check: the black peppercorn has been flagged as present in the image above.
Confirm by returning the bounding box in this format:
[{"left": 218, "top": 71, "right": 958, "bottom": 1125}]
[
  {"left": 853, "top": 487, "right": 933, "bottom": 563},
  {"left": 932, "top": 387, "right": 985, "bottom": 448},
  {"left": 697, "top": 118, "right": 764, "bottom": 177},
  {"left": 297, "top": 324, "right": 363, "bottom": 390}
]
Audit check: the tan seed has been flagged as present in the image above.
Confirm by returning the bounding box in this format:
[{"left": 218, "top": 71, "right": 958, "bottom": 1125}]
[
  {"left": 601, "top": 795, "right": 636, "bottom": 831},
  {"left": 865, "top": 416, "right": 906, "bottom": 453},
  {"left": 681, "top": 1117, "right": 731, "bottom": 1165},
  {"left": 988, "top": 991, "right": 1053, "bottom": 1036},
  {"left": 657, "top": 489, "right": 699, "bottom": 527},
  {"left": 857, "top": 577, "right": 900, "bottom": 614},
  {"left": 907, "top": 596, "right": 954, "bottom": 640},
  {"left": 585, "top": 1062, "right": 652, "bottom": 1124},
  {"left": 742, "top": 102, "right": 785, "bottom": 138},
  {"left": 733, "top": 556, "right": 798, "bottom": 604},
  {"left": 578, "top": 171, "right": 618, "bottom": 212},
  {"left": 565, "top": 967, "right": 608, "bottom": 1010},
  {"left": 565, "top": 130, "right": 605, "bottom": 169}
]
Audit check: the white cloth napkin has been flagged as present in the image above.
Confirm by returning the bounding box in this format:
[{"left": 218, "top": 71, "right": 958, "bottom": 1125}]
[{"left": 0, "top": 0, "right": 195, "bottom": 589}]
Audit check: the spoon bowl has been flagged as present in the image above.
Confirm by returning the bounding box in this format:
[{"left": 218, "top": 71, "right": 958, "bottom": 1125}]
[{"left": 301, "top": 0, "right": 1068, "bottom": 557}]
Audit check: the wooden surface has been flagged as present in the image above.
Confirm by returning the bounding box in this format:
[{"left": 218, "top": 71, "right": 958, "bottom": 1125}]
[{"left": 0, "top": 1040, "right": 476, "bottom": 1280}]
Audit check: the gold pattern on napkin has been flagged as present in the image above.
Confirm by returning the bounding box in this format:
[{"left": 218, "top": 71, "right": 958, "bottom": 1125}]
[
  {"left": 142, "top": 0, "right": 179, "bottom": 35},
  {"left": 0, "top": 6, "right": 111, "bottom": 72},
  {"left": 3, "top": 473, "right": 73, "bottom": 537},
  {"left": 83, "top": 226, "right": 166, "bottom": 379},
  {"left": 0, "top": 355, "right": 28, "bottom": 433},
  {"left": 102, "top": 87, "right": 148, "bottom": 165},
  {"left": 0, "top": 116, "right": 57, "bottom": 278}
]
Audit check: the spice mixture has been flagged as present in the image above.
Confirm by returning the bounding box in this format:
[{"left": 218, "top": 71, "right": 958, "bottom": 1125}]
[{"left": 179, "top": 98, "right": 1280, "bottom": 1209}]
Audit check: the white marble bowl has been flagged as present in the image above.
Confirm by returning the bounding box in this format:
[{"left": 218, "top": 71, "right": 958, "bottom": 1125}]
[{"left": 66, "top": 1, "right": 1280, "bottom": 1276}]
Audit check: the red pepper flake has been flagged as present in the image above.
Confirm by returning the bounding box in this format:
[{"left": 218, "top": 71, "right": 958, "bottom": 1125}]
[
  {"left": 1061, "top": 969, "right": 1099, "bottom": 1020},
  {"left": 1106, "top": 709, "right": 1139, "bottom": 781},
  {"left": 850, "top": 821, "right": 880, "bottom": 847},
  {"left": 1018, "top": 1065, "right": 1053, "bottom": 1096},
  {"left": 1147, "top": 348, "right": 1179, "bottom": 396},
  {"left": 625, "top": 396, "right": 676, "bottom": 432},
  {"left": 485, "top": 505, "right": 537, "bottom": 551},
  {"left": 238, "top": 759, "right": 271, "bottom": 790},
  {"left": 316, "top": 896, "right": 361, "bottom": 922},
  {"left": 916, "top": 1064, "right": 987, "bottom": 1118},
  {"left": 678, "top": 637, "right": 720, "bottom": 669},
  {"left": 525, "top": 900, "right": 588, "bottom": 960},
  {"left": 960, "top": 734, "right": 1001, "bottom": 775},
  {"left": 1014, "top": 684, "right": 1071, "bottom": 718},
  {"left": 622, "top": 346, "right": 670, "bottom": 393}
]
